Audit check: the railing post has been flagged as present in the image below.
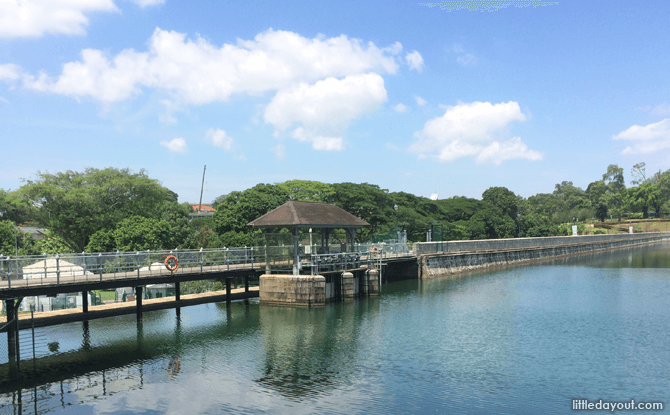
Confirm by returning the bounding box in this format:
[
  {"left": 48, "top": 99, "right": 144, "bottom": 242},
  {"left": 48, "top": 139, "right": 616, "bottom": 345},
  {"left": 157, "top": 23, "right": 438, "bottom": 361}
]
[
  {"left": 244, "top": 246, "right": 248, "bottom": 264},
  {"left": 55, "top": 254, "right": 60, "bottom": 285},
  {"left": 147, "top": 250, "right": 151, "bottom": 271},
  {"left": 251, "top": 247, "right": 254, "bottom": 269},
  {"left": 226, "top": 248, "right": 230, "bottom": 271},
  {"left": 200, "top": 248, "right": 204, "bottom": 274},
  {"left": 136, "top": 252, "right": 140, "bottom": 279},
  {"left": 98, "top": 253, "right": 103, "bottom": 282}
]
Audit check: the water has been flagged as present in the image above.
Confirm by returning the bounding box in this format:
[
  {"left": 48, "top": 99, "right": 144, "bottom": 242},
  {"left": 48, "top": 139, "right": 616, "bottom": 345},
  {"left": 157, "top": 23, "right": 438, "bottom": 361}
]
[{"left": 2, "top": 242, "right": 670, "bottom": 414}]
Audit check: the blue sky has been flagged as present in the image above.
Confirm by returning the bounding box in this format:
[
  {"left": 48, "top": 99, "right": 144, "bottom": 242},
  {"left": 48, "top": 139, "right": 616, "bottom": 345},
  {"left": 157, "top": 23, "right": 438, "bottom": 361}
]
[{"left": 1, "top": 0, "right": 669, "bottom": 203}]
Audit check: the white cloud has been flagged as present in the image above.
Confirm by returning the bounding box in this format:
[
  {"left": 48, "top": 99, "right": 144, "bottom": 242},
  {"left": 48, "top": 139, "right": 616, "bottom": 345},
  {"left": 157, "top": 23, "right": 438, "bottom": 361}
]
[
  {"left": 131, "top": 0, "right": 165, "bottom": 7},
  {"left": 415, "top": 96, "right": 427, "bottom": 106},
  {"left": 0, "top": 64, "right": 21, "bottom": 81},
  {"left": 0, "top": 0, "right": 118, "bottom": 38},
  {"left": 453, "top": 44, "right": 477, "bottom": 67},
  {"left": 160, "top": 137, "right": 188, "bottom": 153},
  {"left": 206, "top": 128, "right": 234, "bottom": 151},
  {"left": 271, "top": 144, "right": 285, "bottom": 159},
  {"left": 650, "top": 103, "right": 670, "bottom": 116},
  {"left": 613, "top": 118, "right": 670, "bottom": 154},
  {"left": 393, "top": 103, "right": 407, "bottom": 113},
  {"left": 0, "top": 96, "right": 9, "bottom": 104},
  {"left": 405, "top": 50, "right": 424, "bottom": 73},
  {"left": 410, "top": 101, "right": 542, "bottom": 164},
  {"left": 264, "top": 73, "right": 387, "bottom": 151},
  {"left": 18, "top": 28, "right": 402, "bottom": 104},
  {"left": 385, "top": 142, "right": 399, "bottom": 151}
]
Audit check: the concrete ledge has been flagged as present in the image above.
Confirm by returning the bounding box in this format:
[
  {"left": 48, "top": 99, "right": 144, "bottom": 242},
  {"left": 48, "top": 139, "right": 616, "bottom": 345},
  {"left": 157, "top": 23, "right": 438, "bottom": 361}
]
[{"left": 259, "top": 274, "right": 326, "bottom": 307}]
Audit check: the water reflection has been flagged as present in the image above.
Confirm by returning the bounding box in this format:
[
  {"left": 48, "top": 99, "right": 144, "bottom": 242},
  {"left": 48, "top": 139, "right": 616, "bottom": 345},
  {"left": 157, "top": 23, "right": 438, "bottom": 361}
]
[{"left": 256, "top": 299, "right": 378, "bottom": 400}]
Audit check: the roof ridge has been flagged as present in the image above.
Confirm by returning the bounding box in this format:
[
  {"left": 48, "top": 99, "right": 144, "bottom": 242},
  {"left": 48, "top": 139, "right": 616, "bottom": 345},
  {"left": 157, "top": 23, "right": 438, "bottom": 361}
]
[{"left": 288, "top": 200, "right": 300, "bottom": 223}]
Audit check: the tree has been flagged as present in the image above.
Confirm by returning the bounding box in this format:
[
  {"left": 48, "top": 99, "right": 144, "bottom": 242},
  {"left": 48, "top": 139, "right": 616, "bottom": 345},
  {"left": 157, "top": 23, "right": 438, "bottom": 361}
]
[
  {"left": 86, "top": 216, "right": 173, "bottom": 252},
  {"left": 212, "top": 193, "right": 228, "bottom": 208},
  {"left": 595, "top": 203, "right": 608, "bottom": 222},
  {"left": 278, "top": 180, "right": 335, "bottom": 202},
  {"left": 481, "top": 187, "right": 520, "bottom": 220},
  {"left": 602, "top": 164, "right": 626, "bottom": 221},
  {"left": 0, "top": 220, "right": 38, "bottom": 256},
  {"left": 325, "top": 183, "right": 393, "bottom": 240},
  {"left": 212, "top": 183, "right": 288, "bottom": 245},
  {"left": 630, "top": 162, "right": 646, "bottom": 186},
  {"left": 20, "top": 168, "right": 173, "bottom": 252}
]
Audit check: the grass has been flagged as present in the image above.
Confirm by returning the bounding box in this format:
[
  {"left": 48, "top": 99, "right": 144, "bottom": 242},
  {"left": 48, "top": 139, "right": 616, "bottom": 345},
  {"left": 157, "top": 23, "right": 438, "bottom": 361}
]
[{"left": 92, "top": 290, "right": 116, "bottom": 302}]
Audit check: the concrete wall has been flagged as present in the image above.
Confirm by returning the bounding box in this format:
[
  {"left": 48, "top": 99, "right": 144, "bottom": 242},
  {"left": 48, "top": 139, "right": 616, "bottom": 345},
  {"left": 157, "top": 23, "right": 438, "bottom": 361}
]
[
  {"left": 415, "top": 232, "right": 670, "bottom": 254},
  {"left": 419, "top": 233, "right": 669, "bottom": 279},
  {"left": 259, "top": 275, "right": 326, "bottom": 306}
]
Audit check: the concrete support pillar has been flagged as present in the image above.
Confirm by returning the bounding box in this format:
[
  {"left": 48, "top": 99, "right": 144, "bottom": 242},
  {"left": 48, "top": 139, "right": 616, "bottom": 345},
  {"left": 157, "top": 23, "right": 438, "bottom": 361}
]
[
  {"left": 135, "top": 286, "right": 143, "bottom": 321},
  {"left": 175, "top": 281, "right": 181, "bottom": 302},
  {"left": 342, "top": 272, "right": 355, "bottom": 300},
  {"left": 293, "top": 227, "right": 300, "bottom": 276},
  {"left": 226, "top": 277, "right": 231, "bottom": 305},
  {"left": 244, "top": 275, "right": 249, "bottom": 293},
  {"left": 368, "top": 269, "right": 379, "bottom": 295},
  {"left": 82, "top": 290, "right": 89, "bottom": 313}
]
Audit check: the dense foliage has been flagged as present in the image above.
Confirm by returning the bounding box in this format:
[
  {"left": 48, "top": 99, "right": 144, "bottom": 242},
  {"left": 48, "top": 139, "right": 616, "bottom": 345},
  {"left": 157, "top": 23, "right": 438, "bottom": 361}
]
[{"left": 1, "top": 163, "right": 669, "bottom": 255}]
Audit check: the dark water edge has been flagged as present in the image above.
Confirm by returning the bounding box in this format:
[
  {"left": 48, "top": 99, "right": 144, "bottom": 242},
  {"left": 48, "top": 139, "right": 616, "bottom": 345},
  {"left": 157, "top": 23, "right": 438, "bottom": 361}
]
[{"left": 1, "top": 241, "right": 670, "bottom": 414}]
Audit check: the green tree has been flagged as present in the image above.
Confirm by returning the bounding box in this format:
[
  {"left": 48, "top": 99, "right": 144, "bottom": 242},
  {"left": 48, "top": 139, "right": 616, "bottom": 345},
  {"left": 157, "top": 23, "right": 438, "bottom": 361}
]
[
  {"left": 630, "top": 162, "right": 646, "bottom": 186},
  {"left": 0, "top": 220, "right": 38, "bottom": 256},
  {"left": 212, "top": 183, "right": 288, "bottom": 245},
  {"left": 481, "top": 187, "right": 520, "bottom": 220},
  {"left": 595, "top": 202, "right": 608, "bottom": 222},
  {"left": 20, "top": 168, "right": 173, "bottom": 252},
  {"left": 86, "top": 216, "right": 172, "bottom": 252},
  {"left": 278, "top": 180, "right": 335, "bottom": 202}
]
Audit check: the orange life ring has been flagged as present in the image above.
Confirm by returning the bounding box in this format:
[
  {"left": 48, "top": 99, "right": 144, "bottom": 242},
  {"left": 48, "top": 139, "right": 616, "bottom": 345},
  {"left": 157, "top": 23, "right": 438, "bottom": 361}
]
[{"left": 165, "top": 255, "right": 179, "bottom": 272}]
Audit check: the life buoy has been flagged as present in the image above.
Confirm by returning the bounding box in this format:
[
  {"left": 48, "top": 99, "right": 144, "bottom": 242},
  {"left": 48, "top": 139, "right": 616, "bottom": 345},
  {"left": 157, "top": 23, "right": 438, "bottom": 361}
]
[{"left": 165, "top": 255, "right": 179, "bottom": 272}]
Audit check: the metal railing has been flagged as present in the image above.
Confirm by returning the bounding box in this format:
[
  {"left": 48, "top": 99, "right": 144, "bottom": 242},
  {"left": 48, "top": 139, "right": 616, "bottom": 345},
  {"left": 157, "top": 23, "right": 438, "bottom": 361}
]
[
  {"left": 0, "top": 246, "right": 275, "bottom": 289},
  {"left": 0, "top": 241, "right": 418, "bottom": 289}
]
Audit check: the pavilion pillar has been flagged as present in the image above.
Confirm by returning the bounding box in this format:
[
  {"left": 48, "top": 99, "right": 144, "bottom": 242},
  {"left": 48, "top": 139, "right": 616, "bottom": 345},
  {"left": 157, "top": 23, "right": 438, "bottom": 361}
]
[
  {"left": 293, "top": 227, "right": 300, "bottom": 276},
  {"left": 323, "top": 229, "right": 331, "bottom": 254},
  {"left": 347, "top": 229, "right": 357, "bottom": 253}
]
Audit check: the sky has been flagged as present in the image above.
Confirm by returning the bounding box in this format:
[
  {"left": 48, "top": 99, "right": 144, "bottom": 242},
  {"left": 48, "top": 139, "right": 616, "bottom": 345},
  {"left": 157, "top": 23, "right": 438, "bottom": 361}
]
[{"left": 1, "top": 0, "right": 669, "bottom": 204}]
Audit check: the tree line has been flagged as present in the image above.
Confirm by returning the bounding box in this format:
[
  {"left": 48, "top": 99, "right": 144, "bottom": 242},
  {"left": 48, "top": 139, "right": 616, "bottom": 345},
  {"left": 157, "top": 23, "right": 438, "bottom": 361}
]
[{"left": 1, "top": 163, "right": 669, "bottom": 256}]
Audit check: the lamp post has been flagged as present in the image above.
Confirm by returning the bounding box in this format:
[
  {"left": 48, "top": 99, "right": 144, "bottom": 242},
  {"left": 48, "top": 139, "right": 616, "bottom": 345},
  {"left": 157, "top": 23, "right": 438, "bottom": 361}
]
[{"left": 394, "top": 204, "right": 398, "bottom": 229}]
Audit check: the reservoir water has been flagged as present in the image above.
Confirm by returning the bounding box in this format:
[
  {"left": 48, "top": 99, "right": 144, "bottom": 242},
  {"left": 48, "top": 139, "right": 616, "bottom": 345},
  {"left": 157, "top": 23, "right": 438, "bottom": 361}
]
[{"left": 2, "top": 242, "right": 670, "bottom": 414}]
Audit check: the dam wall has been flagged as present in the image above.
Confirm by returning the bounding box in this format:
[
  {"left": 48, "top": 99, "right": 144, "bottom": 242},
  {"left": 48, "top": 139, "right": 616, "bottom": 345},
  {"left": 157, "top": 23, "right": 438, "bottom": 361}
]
[{"left": 417, "top": 233, "right": 670, "bottom": 279}]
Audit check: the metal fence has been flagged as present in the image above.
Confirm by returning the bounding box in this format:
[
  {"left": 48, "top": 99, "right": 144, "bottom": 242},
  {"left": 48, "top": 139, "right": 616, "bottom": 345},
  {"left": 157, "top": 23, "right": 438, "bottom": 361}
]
[
  {"left": 0, "top": 246, "right": 279, "bottom": 289},
  {"left": 0, "top": 241, "right": 419, "bottom": 289}
]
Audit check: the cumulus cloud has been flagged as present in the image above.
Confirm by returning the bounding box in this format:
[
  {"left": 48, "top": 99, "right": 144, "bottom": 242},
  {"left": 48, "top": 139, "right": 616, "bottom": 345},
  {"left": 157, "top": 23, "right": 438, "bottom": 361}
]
[
  {"left": 18, "top": 28, "right": 402, "bottom": 104},
  {"left": 264, "top": 73, "right": 388, "bottom": 151},
  {"left": 613, "top": 118, "right": 670, "bottom": 154},
  {"left": 0, "top": 64, "right": 20, "bottom": 81},
  {"left": 0, "top": 0, "right": 118, "bottom": 38},
  {"left": 415, "top": 96, "right": 427, "bottom": 106},
  {"left": 405, "top": 50, "right": 424, "bottom": 73},
  {"left": 410, "top": 101, "right": 542, "bottom": 164},
  {"left": 206, "top": 128, "right": 234, "bottom": 151},
  {"left": 160, "top": 137, "right": 188, "bottom": 153},
  {"left": 393, "top": 103, "right": 407, "bottom": 113}
]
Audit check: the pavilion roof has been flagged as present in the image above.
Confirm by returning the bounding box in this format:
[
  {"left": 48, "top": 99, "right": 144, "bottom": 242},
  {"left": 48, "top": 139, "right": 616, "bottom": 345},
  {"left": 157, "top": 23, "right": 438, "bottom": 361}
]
[{"left": 248, "top": 201, "right": 369, "bottom": 229}]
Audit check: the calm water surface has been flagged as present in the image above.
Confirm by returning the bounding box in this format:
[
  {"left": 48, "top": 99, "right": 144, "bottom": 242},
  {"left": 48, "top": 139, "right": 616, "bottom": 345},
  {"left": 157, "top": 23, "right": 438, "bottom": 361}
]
[{"left": 2, "top": 242, "right": 670, "bottom": 414}]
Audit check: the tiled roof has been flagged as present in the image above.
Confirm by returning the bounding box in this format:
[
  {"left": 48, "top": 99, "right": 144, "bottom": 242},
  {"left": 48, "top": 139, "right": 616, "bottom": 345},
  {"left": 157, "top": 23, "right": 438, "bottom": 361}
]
[{"left": 248, "top": 201, "right": 369, "bottom": 228}]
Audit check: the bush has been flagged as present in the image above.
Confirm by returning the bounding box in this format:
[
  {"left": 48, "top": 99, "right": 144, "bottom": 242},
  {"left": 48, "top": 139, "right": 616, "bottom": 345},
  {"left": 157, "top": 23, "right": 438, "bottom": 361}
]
[
  {"left": 592, "top": 228, "right": 607, "bottom": 234},
  {"left": 628, "top": 212, "right": 644, "bottom": 219}
]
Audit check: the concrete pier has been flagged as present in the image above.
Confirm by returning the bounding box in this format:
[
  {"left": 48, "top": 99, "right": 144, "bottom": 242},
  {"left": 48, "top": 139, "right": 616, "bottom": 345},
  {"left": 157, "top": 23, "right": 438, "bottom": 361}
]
[{"left": 259, "top": 275, "right": 326, "bottom": 306}]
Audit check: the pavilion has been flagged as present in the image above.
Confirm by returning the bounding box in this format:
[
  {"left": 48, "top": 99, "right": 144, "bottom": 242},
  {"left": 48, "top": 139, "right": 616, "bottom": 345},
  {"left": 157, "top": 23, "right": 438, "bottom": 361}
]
[{"left": 248, "top": 201, "right": 369, "bottom": 275}]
